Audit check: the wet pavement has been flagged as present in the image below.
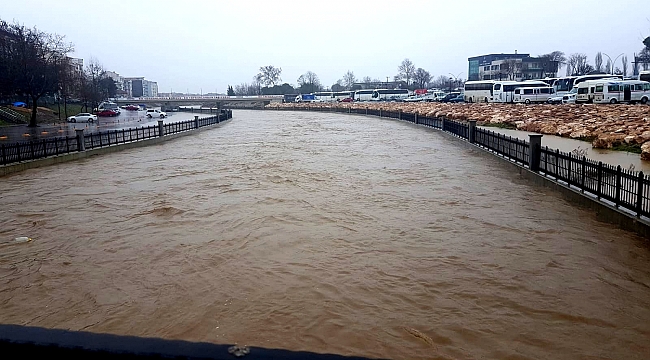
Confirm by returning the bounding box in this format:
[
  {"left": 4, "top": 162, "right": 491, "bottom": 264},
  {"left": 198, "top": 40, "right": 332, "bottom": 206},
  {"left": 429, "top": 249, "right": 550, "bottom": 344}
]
[{"left": 0, "top": 111, "right": 204, "bottom": 143}]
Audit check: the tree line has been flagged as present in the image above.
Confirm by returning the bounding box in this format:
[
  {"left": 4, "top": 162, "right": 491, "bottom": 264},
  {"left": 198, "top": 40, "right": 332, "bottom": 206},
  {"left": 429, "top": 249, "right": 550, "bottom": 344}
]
[
  {"left": 0, "top": 20, "right": 117, "bottom": 126},
  {"left": 228, "top": 59, "right": 467, "bottom": 96}
]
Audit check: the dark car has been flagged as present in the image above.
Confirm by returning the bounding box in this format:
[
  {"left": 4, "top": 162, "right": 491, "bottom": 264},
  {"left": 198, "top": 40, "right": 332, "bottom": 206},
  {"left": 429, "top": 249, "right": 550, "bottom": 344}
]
[
  {"left": 340, "top": 97, "right": 354, "bottom": 103},
  {"left": 440, "top": 92, "right": 461, "bottom": 102},
  {"left": 96, "top": 109, "right": 118, "bottom": 117},
  {"left": 448, "top": 94, "right": 465, "bottom": 103}
]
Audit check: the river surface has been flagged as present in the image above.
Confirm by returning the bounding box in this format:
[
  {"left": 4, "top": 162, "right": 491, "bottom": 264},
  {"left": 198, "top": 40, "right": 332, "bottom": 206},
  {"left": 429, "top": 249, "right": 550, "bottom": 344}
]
[{"left": 1, "top": 110, "right": 650, "bottom": 359}]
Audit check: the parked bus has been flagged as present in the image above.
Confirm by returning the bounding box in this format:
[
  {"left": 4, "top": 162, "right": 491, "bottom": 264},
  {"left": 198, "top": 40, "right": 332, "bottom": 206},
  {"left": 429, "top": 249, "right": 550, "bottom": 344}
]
[
  {"left": 493, "top": 80, "right": 548, "bottom": 103},
  {"left": 576, "top": 79, "right": 650, "bottom": 104},
  {"left": 332, "top": 91, "right": 353, "bottom": 101},
  {"left": 370, "top": 89, "right": 410, "bottom": 101},
  {"left": 463, "top": 81, "right": 494, "bottom": 103},
  {"left": 552, "top": 74, "right": 624, "bottom": 96},
  {"left": 354, "top": 89, "right": 375, "bottom": 102},
  {"left": 639, "top": 71, "right": 650, "bottom": 83},
  {"left": 513, "top": 86, "right": 556, "bottom": 103},
  {"left": 312, "top": 92, "right": 335, "bottom": 102}
]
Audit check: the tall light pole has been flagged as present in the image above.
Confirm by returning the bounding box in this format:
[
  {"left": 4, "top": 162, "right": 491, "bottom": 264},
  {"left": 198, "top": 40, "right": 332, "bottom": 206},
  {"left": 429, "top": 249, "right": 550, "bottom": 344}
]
[
  {"left": 449, "top": 72, "right": 463, "bottom": 91},
  {"left": 603, "top": 53, "right": 624, "bottom": 75}
]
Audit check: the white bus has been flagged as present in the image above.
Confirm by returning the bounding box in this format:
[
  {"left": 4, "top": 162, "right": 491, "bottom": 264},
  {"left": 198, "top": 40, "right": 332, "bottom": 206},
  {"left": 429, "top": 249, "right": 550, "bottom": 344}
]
[
  {"left": 463, "top": 81, "right": 493, "bottom": 103},
  {"left": 639, "top": 71, "right": 650, "bottom": 83},
  {"left": 312, "top": 92, "right": 335, "bottom": 102},
  {"left": 576, "top": 79, "right": 650, "bottom": 104},
  {"left": 552, "top": 74, "right": 624, "bottom": 96},
  {"left": 332, "top": 91, "right": 353, "bottom": 101},
  {"left": 493, "top": 80, "right": 548, "bottom": 103},
  {"left": 464, "top": 80, "right": 548, "bottom": 103},
  {"left": 513, "top": 86, "right": 556, "bottom": 104},
  {"left": 370, "top": 89, "right": 410, "bottom": 101},
  {"left": 354, "top": 89, "right": 375, "bottom": 102}
]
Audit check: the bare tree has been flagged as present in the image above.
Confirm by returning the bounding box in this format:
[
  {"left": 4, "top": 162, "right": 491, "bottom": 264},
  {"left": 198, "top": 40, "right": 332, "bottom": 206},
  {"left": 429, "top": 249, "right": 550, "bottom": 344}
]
[
  {"left": 342, "top": 70, "right": 356, "bottom": 90},
  {"left": 256, "top": 65, "right": 282, "bottom": 87},
  {"left": 362, "top": 76, "right": 372, "bottom": 84},
  {"left": 501, "top": 59, "right": 521, "bottom": 80},
  {"left": 622, "top": 55, "right": 629, "bottom": 76},
  {"left": 431, "top": 75, "right": 451, "bottom": 90},
  {"left": 297, "top": 71, "right": 321, "bottom": 93},
  {"left": 567, "top": 53, "right": 592, "bottom": 75},
  {"left": 0, "top": 20, "right": 74, "bottom": 126},
  {"left": 397, "top": 58, "right": 416, "bottom": 87},
  {"left": 604, "top": 59, "right": 612, "bottom": 74},
  {"left": 594, "top": 52, "right": 603, "bottom": 73},
  {"left": 412, "top": 68, "right": 431, "bottom": 89}
]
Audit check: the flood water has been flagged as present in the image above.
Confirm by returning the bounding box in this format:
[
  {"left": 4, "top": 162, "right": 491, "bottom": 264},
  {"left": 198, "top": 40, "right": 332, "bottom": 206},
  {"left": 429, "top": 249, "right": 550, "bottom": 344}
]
[{"left": 1, "top": 110, "right": 650, "bottom": 359}]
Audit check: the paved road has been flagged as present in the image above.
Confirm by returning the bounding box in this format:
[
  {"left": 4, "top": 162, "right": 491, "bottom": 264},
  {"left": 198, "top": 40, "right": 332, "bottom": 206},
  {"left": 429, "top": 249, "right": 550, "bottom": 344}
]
[{"left": 0, "top": 111, "right": 200, "bottom": 143}]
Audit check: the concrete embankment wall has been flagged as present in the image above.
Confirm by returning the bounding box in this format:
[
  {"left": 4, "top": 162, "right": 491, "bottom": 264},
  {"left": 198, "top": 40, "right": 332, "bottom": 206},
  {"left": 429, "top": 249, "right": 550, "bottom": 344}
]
[{"left": 0, "top": 119, "right": 230, "bottom": 178}]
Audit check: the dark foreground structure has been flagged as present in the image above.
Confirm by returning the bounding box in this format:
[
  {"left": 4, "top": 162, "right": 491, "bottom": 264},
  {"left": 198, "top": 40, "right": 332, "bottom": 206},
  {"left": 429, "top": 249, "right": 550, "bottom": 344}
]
[{"left": 0, "top": 324, "right": 378, "bottom": 360}]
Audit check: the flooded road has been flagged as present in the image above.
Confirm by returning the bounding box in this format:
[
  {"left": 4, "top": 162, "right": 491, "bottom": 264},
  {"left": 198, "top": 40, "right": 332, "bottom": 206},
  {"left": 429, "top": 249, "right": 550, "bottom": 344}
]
[{"left": 1, "top": 110, "right": 650, "bottom": 359}]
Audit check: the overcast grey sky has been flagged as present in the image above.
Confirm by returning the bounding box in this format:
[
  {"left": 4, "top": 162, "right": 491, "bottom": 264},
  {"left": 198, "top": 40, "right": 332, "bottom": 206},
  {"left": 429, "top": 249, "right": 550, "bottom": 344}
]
[{"left": 3, "top": 0, "right": 649, "bottom": 93}]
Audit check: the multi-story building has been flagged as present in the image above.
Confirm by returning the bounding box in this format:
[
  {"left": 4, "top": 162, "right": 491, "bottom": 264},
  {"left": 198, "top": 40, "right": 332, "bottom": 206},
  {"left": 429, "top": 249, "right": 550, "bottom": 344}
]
[
  {"left": 68, "top": 57, "right": 84, "bottom": 74},
  {"left": 142, "top": 80, "right": 158, "bottom": 97},
  {"left": 122, "top": 77, "right": 158, "bottom": 97},
  {"left": 468, "top": 52, "right": 558, "bottom": 81},
  {"left": 104, "top": 71, "right": 124, "bottom": 92}
]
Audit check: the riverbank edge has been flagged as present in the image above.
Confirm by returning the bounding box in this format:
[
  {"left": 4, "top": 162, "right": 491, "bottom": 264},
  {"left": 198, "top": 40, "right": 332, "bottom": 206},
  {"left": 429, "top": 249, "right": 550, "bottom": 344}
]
[
  {"left": 0, "top": 118, "right": 231, "bottom": 177},
  {"left": 264, "top": 108, "right": 650, "bottom": 239}
]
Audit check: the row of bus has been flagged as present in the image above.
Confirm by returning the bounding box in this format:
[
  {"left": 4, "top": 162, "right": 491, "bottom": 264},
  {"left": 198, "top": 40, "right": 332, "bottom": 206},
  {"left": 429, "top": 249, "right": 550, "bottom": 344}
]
[
  {"left": 463, "top": 71, "right": 650, "bottom": 104},
  {"left": 295, "top": 89, "right": 411, "bottom": 102}
]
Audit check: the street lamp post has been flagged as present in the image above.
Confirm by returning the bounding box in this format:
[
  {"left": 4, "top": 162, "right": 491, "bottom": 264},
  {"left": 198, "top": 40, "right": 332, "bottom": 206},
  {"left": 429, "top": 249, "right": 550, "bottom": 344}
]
[
  {"left": 603, "top": 53, "right": 624, "bottom": 75},
  {"left": 448, "top": 72, "right": 463, "bottom": 92}
]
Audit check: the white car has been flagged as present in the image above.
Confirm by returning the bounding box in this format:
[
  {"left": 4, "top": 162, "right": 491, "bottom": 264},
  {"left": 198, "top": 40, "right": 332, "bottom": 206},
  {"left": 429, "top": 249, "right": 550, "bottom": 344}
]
[
  {"left": 146, "top": 109, "right": 167, "bottom": 118},
  {"left": 67, "top": 113, "right": 97, "bottom": 123},
  {"left": 547, "top": 95, "right": 564, "bottom": 104},
  {"left": 563, "top": 93, "right": 577, "bottom": 104}
]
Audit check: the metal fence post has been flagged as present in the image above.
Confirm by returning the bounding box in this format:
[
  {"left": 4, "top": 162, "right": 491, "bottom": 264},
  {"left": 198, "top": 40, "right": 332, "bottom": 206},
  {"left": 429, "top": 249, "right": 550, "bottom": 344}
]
[
  {"left": 597, "top": 161, "right": 603, "bottom": 199},
  {"left": 528, "top": 134, "right": 542, "bottom": 171},
  {"left": 379, "top": 109, "right": 382, "bottom": 117},
  {"left": 1, "top": 144, "right": 5, "bottom": 165},
  {"left": 615, "top": 165, "right": 622, "bottom": 207},
  {"left": 158, "top": 120, "right": 164, "bottom": 137},
  {"left": 468, "top": 120, "right": 477, "bottom": 143},
  {"left": 415, "top": 113, "right": 418, "bottom": 125},
  {"left": 194, "top": 116, "right": 199, "bottom": 129},
  {"left": 581, "top": 156, "right": 586, "bottom": 192},
  {"left": 75, "top": 129, "right": 85, "bottom": 152},
  {"left": 636, "top": 171, "right": 644, "bottom": 217}
]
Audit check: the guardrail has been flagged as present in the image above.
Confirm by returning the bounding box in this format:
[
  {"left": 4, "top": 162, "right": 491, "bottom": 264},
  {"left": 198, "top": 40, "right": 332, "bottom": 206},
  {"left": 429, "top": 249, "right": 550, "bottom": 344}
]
[
  {"left": 266, "top": 105, "right": 650, "bottom": 220},
  {"left": 1, "top": 110, "right": 232, "bottom": 166}
]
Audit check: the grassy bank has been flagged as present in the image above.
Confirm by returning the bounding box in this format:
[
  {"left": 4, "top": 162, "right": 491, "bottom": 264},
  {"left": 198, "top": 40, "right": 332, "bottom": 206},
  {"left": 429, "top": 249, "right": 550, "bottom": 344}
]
[
  {"left": 45, "top": 104, "right": 85, "bottom": 118},
  {"left": 613, "top": 143, "right": 642, "bottom": 154}
]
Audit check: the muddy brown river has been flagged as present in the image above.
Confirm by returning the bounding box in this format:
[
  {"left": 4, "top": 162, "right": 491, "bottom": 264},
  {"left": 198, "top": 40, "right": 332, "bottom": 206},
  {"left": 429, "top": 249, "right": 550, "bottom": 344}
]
[{"left": 1, "top": 110, "right": 649, "bottom": 359}]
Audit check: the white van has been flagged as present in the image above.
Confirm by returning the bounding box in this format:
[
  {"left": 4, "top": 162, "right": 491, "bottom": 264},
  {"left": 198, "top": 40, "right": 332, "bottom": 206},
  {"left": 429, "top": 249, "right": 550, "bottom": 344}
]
[
  {"left": 513, "top": 86, "right": 556, "bottom": 104},
  {"left": 577, "top": 79, "right": 650, "bottom": 104}
]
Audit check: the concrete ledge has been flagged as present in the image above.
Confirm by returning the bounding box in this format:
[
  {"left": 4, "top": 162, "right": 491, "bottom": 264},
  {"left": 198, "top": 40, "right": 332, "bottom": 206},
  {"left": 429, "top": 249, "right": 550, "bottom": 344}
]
[{"left": 0, "top": 119, "right": 231, "bottom": 177}]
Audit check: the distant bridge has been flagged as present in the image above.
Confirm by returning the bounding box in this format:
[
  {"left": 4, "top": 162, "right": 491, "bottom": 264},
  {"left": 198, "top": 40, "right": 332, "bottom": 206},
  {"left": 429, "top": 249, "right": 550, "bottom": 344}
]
[{"left": 114, "top": 95, "right": 283, "bottom": 109}]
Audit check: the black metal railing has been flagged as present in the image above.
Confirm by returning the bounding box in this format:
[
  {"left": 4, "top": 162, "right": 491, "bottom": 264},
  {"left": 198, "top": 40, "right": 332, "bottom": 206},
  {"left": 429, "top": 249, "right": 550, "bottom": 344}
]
[
  {"left": 1, "top": 111, "right": 232, "bottom": 167},
  {"left": 475, "top": 128, "right": 529, "bottom": 165},
  {"left": 1, "top": 136, "right": 78, "bottom": 165},
  {"left": 265, "top": 105, "right": 650, "bottom": 219},
  {"left": 540, "top": 147, "right": 650, "bottom": 217}
]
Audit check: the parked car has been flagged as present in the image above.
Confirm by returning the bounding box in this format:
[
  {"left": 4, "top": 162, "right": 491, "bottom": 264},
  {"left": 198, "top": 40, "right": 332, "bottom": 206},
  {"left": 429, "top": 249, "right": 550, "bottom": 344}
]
[
  {"left": 448, "top": 94, "right": 465, "bottom": 103},
  {"left": 340, "top": 97, "right": 353, "bottom": 103},
  {"left": 440, "top": 92, "right": 461, "bottom": 102},
  {"left": 96, "top": 109, "right": 118, "bottom": 117},
  {"left": 146, "top": 109, "right": 167, "bottom": 118},
  {"left": 547, "top": 95, "right": 564, "bottom": 104},
  {"left": 125, "top": 105, "right": 139, "bottom": 111},
  {"left": 67, "top": 113, "right": 97, "bottom": 123}
]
